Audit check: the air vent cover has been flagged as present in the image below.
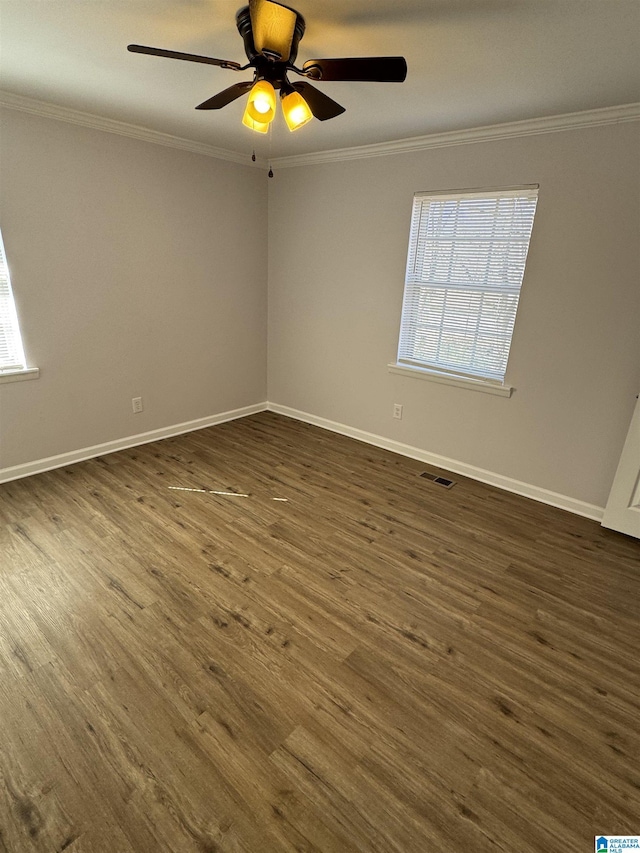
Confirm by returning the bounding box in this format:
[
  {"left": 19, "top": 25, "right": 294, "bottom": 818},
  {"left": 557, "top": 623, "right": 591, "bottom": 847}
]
[{"left": 420, "top": 472, "right": 455, "bottom": 488}]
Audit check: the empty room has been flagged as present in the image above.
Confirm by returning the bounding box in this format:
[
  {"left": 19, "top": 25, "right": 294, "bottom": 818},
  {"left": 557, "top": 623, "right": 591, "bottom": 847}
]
[{"left": 1, "top": 0, "right": 639, "bottom": 850}]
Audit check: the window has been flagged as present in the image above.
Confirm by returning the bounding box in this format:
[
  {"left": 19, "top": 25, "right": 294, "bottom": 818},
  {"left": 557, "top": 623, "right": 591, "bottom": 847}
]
[
  {"left": 0, "top": 227, "right": 33, "bottom": 381},
  {"left": 394, "top": 186, "right": 538, "bottom": 392}
]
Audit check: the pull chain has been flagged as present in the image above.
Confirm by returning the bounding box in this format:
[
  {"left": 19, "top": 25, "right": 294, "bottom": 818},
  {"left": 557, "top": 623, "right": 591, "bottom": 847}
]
[
  {"left": 248, "top": 127, "right": 273, "bottom": 176},
  {"left": 267, "top": 122, "right": 274, "bottom": 178}
]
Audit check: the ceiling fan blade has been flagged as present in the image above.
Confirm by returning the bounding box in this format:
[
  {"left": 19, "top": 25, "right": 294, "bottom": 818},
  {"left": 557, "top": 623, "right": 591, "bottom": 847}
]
[
  {"left": 249, "top": 0, "right": 296, "bottom": 61},
  {"left": 127, "top": 44, "right": 241, "bottom": 71},
  {"left": 302, "top": 56, "right": 407, "bottom": 83},
  {"left": 195, "top": 82, "right": 255, "bottom": 110},
  {"left": 292, "top": 82, "right": 345, "bottom": 121}
]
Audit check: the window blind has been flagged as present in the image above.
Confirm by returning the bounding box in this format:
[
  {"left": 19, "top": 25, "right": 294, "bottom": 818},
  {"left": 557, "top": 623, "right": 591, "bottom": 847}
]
[
  {"left": 397, "top": 186, "right": 538, "bottom": 383},
  {"left": 0, "top": 230, "right": 27, "bottom": 372}
]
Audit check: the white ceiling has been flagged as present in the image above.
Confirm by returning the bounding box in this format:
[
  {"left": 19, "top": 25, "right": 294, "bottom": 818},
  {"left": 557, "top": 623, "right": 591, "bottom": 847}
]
[{"left": 1, "top": 0, "right": 639, "bottom": 160}]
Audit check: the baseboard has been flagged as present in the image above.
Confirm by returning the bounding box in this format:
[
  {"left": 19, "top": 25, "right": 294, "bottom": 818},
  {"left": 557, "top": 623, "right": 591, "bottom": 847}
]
[
  {"left": 1, "top": 400, "right": 605, "bottom": 522},
  {"left": 0, "top": 402, "right": 268, "bottom": 485},
  {"left": 267, "top": 402, "right": 604, "bottom": 522}
]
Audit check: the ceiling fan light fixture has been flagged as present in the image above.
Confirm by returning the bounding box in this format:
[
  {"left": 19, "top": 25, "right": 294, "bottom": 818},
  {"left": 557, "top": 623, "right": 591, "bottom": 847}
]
[
  {"left": 128, "top": 4, "right": 407, "bottom": 141},
  {"left": 245, "top": 79, "right": 276, "bottom": 124},
  {"left": 281, "top": 89, "right": 313, "bottom": 131}
]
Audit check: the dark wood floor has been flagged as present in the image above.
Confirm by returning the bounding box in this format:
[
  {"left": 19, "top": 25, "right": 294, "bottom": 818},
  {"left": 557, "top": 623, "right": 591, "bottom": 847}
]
[{"left": 0, "top": 411, "right": 639, "bottom": 852}]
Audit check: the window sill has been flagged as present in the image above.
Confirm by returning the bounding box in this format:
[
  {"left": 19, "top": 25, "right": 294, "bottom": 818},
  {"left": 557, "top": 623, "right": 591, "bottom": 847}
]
[
  {"left": 0, "top": 367, "right": 40, "bottom": 385},
  {"left": 388, "top": 362, "right": 513, "bottom": 397}
]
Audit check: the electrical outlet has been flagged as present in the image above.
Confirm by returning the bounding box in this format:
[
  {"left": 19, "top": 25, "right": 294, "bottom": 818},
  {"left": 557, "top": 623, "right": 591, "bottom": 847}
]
[
  {"left": 132, "top": 396, "right": 143, "bottom": 414},
  {"left": 393, "top": 403, "right": 403, "bottom": 419}
]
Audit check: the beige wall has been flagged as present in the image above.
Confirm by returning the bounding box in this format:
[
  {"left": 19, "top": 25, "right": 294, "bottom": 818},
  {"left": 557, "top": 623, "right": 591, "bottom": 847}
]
[
  {"left": 0, "top": 109, "right": 267, "bottom": 469},
  {"left": 267, "top": 122, "right": 640, "bottom": 508},
  {"left": 2, "top": 109, "right": 638, "bottom": 510}
]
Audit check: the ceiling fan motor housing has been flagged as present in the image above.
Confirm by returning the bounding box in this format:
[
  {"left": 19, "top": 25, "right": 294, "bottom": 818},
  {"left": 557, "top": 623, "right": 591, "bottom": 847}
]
[{"left": 235, "top": 5, "right": 306, "bottom": 65}]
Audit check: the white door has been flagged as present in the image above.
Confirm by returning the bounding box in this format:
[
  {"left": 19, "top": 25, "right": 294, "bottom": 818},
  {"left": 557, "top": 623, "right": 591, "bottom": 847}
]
[{"left": 602, "top": 394, "right": 640, "bottom": 539}]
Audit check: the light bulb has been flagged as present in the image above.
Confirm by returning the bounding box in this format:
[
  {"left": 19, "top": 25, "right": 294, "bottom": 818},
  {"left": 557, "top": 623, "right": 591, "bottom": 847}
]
[
  {"left": 246, "top": 80, "right": 276, "bottom": 125},
  {"left": 253, "top": 96, "right": 272, "bottom": 115}
]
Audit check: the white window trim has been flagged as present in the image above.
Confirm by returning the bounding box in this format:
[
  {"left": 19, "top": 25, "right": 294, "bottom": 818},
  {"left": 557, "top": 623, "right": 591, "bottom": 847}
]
[
  {"left": 395, "top": 184, "right": 538, "bottom": 391},
  {"left": 388, "top": 361, "right": 512, "bottom": 397},
  {"left": 0, "top": 227, "right": 38, "bottom": 383},
  {"left": 0, "top": 366, "right": 40, "bottom": 385}
]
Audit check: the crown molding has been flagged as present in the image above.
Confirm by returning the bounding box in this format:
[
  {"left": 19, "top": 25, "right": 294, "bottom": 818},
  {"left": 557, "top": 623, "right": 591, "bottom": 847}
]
[
  {"left": 271, "top": 102, "right": 640, "bottom": 168},
  {"left": 0, "top": 90, "right": 254, "bottom": 166},
  {"left": 1, "top": 90, "right": 638, "bottom": 169}
]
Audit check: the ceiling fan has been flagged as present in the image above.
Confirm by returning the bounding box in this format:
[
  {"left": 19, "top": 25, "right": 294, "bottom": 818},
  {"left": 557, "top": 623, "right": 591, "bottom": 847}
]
[{"left": 128, "top": 0, "right": 407, "bottom": 134}]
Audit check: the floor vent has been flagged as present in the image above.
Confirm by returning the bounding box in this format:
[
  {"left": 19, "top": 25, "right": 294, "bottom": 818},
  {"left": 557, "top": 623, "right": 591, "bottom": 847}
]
[{"left": 420, "top": 472, "right": 456, "bottom": 489}]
